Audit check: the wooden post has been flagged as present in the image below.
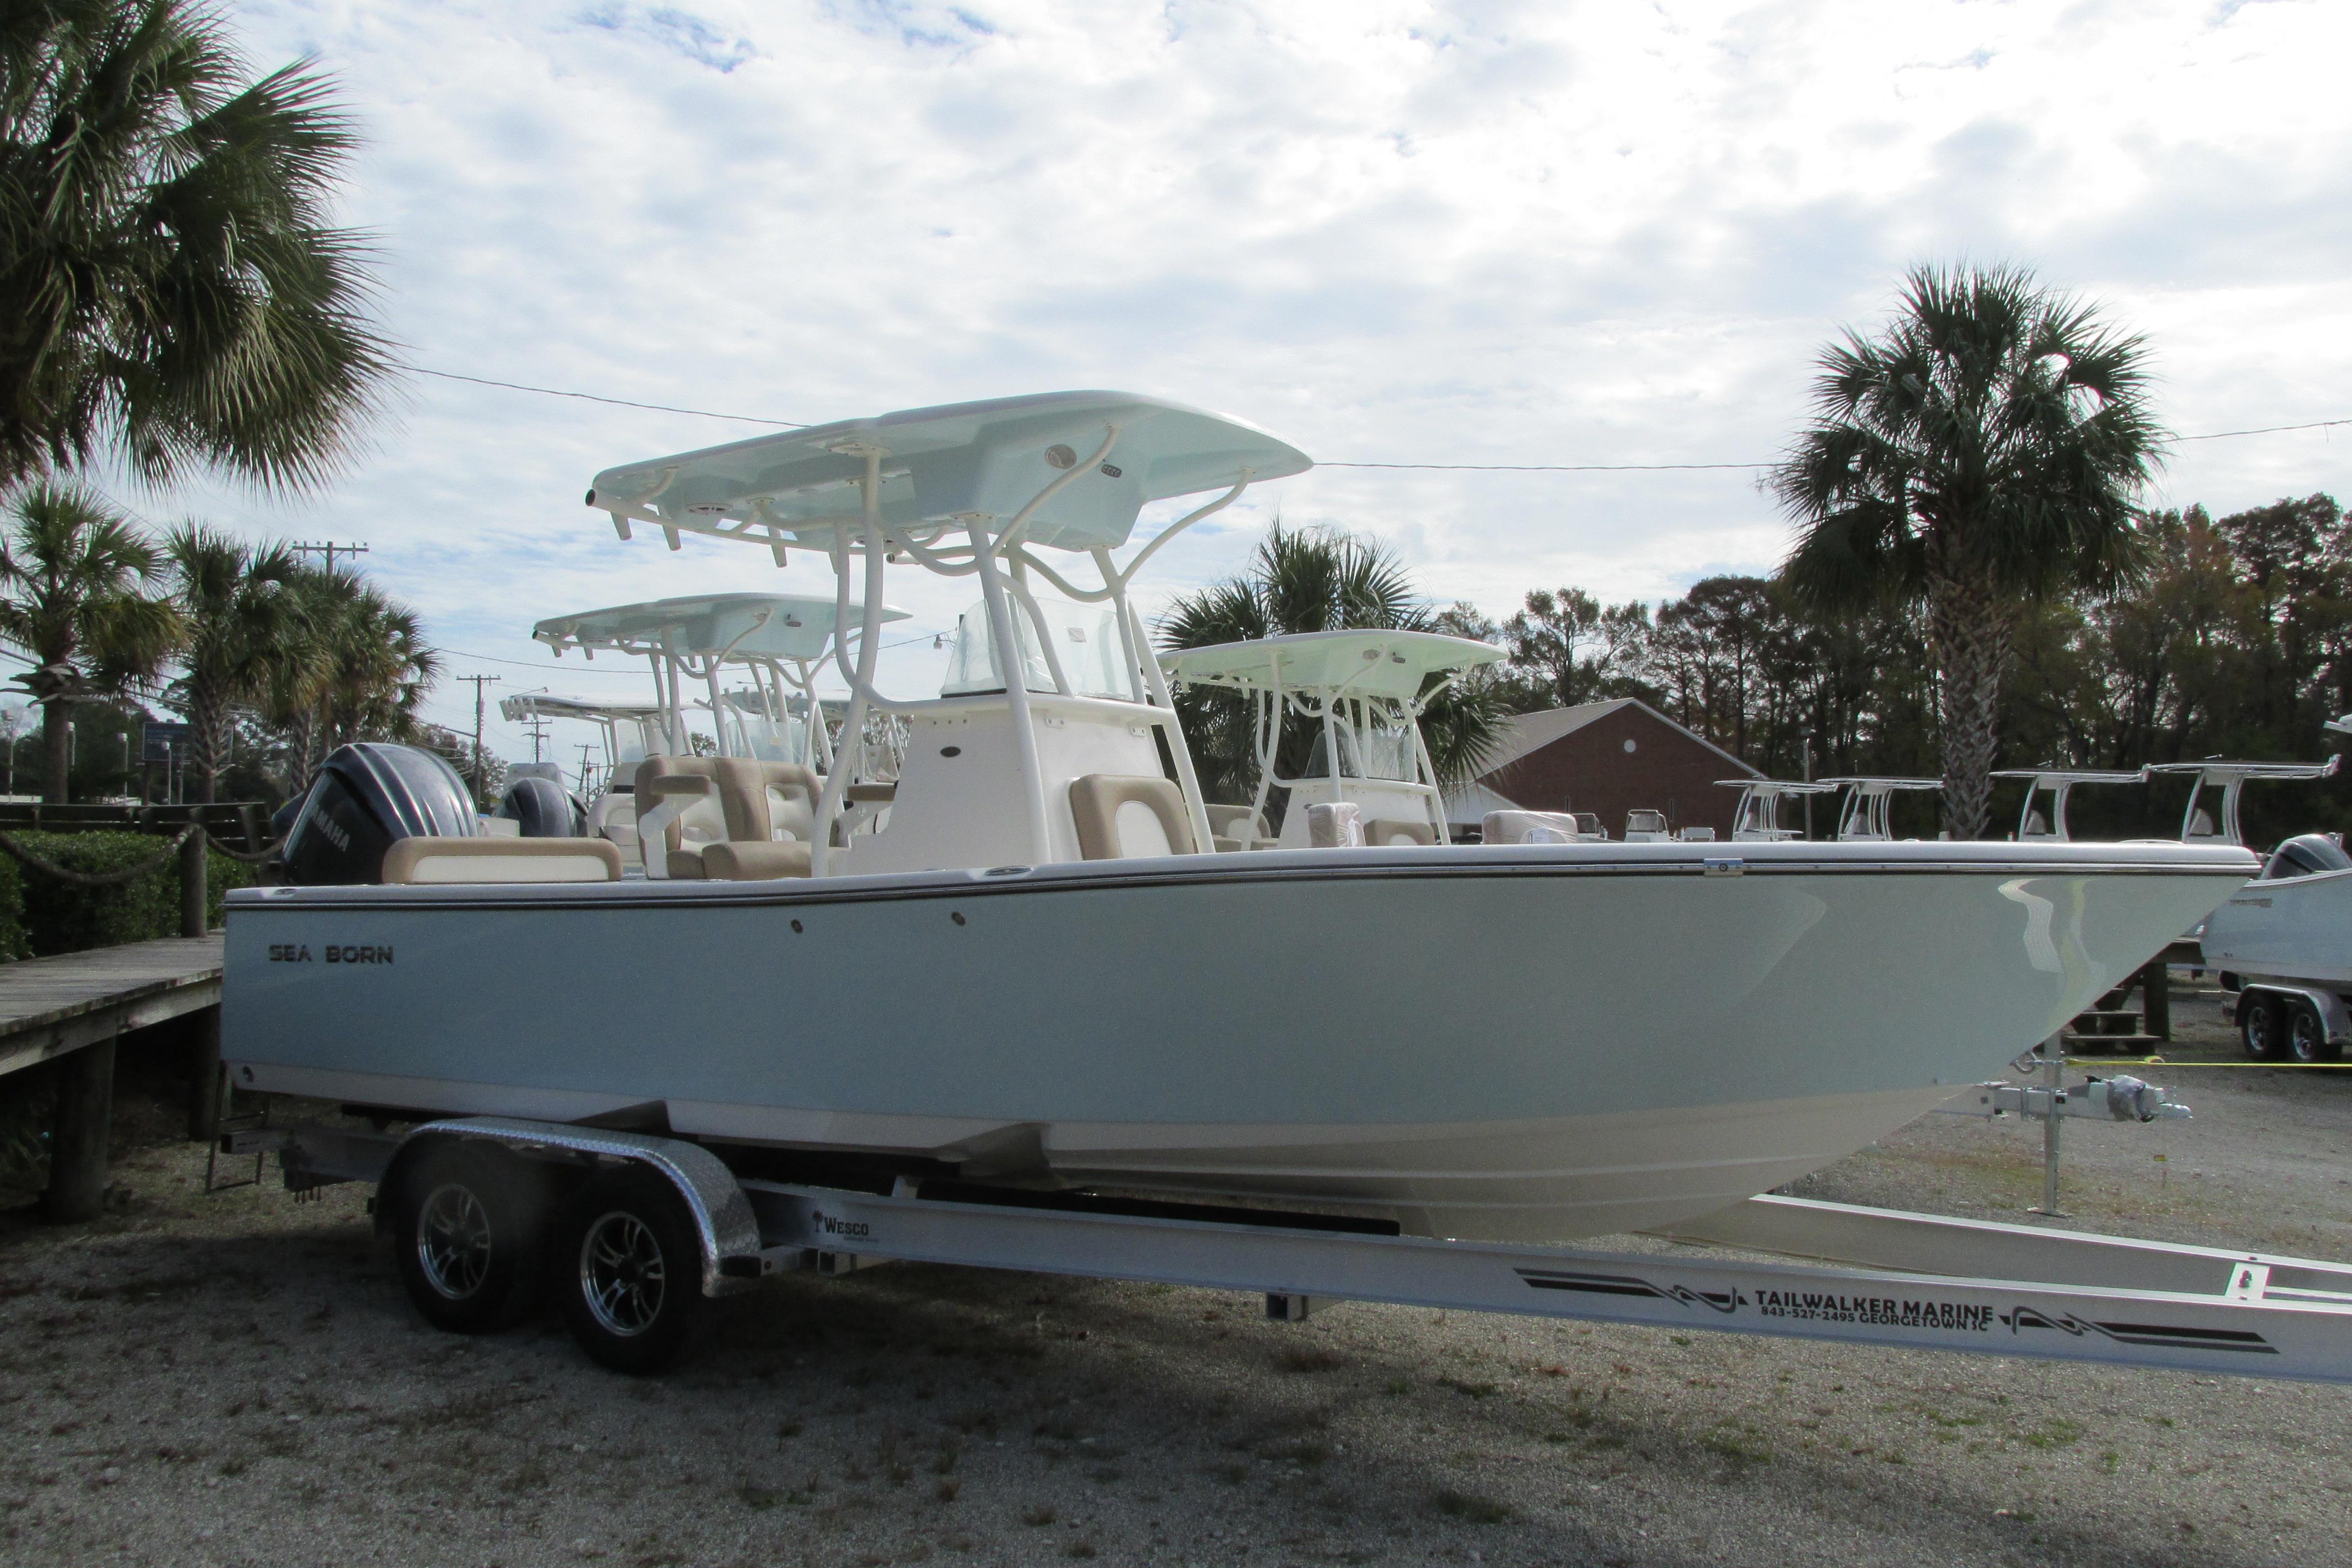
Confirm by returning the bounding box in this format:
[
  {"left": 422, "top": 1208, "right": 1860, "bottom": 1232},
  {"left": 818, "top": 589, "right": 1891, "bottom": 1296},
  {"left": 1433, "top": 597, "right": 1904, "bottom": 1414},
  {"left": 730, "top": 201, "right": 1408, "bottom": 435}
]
[
  {"left": 179, "top": 822, "right": 207, "bottom": 938},
  {"left": 45, "top": 1036, "right": 116, "bottom": 1223},
  {"left": 186, "top": 1005, "right": 223, "bottom": 1141},
  {"left": 2140, "top": 954, "right": 2171, "bottom": 1044}
]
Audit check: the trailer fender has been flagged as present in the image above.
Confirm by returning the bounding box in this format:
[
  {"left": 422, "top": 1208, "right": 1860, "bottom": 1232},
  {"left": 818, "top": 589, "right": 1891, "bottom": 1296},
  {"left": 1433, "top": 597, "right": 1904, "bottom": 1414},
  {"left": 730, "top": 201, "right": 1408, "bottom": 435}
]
[
  {"left": 382, "top": 1117, "right": 763, "bottom": 1297},
  {"left": 2236, "top": 982, "right": 2352, "bottom": 1045}
]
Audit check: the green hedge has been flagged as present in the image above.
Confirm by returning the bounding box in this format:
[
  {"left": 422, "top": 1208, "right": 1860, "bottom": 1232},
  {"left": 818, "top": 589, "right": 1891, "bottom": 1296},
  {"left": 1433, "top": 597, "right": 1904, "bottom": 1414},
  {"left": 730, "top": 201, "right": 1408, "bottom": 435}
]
[{"left": 3, "top": 831, "right": 257, "bottom": 960}]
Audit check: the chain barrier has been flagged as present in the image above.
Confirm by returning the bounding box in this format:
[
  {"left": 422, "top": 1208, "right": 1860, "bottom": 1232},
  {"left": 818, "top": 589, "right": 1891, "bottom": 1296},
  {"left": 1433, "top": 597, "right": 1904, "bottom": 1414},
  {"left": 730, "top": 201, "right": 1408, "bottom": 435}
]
[
  {"left": 0, "top": 823, "right": 199, "bottom": 888},
  {"left": 203, "top": 834, "right": 283, "bottom": 865}
]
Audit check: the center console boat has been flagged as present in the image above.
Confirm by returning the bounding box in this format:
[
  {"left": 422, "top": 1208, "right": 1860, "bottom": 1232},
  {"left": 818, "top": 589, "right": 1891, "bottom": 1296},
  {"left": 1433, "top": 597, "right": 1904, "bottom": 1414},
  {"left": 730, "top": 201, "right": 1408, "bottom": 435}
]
[{"left": 222, "top": 391, "right": 2260, "bottom": 1241}]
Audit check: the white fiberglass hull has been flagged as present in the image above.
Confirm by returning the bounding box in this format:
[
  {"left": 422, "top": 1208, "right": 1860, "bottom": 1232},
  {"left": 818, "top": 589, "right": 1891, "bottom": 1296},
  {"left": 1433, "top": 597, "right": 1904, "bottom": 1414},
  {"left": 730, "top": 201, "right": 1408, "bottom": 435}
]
[
  {"left": 2200, "top": 865, "right": 2352, "bottom": 989},
  {"left": 222, "top": 841, "right": 2252, "bottom": 1241}
]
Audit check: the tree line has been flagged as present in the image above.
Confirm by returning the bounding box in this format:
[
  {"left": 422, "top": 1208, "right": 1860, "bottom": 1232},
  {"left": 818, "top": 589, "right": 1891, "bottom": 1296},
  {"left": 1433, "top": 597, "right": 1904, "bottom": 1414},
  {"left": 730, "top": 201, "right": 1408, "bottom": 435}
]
[
  {"left": 1435, "top": 492, "right": 2352, "bottom": 846},
  {"left": 0, "top": 481, "right": 444, "bottom": 805}
]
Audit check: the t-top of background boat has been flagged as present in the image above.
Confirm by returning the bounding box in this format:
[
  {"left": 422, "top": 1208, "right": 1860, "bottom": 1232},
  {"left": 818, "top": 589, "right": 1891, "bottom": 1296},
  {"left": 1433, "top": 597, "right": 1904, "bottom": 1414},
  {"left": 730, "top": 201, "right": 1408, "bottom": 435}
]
[
  {"left": 1987, "top": 767, "right": 2151, "bottom": 843},
  {"left": 533, "top": 591, "right": 906, "bottom": 767},
  {"left": 1161, "top": 628, "right": 1505, "bottom": 849},
  {"left": 1716, "top": 777, "right": 1841, "bottom": 842},
  {"left": 2148, "top": 750, "right": 2344, "bottom": 847},
  {"left": 1815, "top": 775, "right": 1945, "bottom": 841}
]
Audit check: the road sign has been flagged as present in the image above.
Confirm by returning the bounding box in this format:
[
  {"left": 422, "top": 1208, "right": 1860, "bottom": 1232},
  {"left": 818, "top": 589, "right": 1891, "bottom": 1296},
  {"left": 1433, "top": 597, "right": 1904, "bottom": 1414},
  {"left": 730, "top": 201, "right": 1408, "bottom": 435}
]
[{"left": 141, "top": 722, "right": 190, "bottom": 763}]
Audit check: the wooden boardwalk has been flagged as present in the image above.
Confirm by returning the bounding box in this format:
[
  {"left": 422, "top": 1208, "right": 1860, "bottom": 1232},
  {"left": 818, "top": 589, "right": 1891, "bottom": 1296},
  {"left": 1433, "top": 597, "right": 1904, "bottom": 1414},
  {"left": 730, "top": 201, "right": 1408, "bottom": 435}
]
[
  {"left": 0, "top": 934, "right": 225, "bottom": 1080},
  {"left": 0, "top": 934, "right": 226, "bottom": 1222}
]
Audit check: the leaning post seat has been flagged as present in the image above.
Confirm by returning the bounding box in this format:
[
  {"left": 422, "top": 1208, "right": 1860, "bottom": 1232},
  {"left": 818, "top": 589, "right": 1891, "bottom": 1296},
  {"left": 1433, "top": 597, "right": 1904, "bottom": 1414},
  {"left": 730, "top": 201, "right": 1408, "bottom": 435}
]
[
  {"left": 632, "top": 757, "right": 725, "bottom": 878},
  {"left": 381, "top": 838, "right": 625, "bottom": 885},
  {"left": 1069, "top": 775, "right": 1199, "bottom": 860},
  {"left": 1363, "top": 817, "right": 1438, "bottom": 847},
  {"left": 1204, "top": 803, "right": 1270, "bottom": 852}
]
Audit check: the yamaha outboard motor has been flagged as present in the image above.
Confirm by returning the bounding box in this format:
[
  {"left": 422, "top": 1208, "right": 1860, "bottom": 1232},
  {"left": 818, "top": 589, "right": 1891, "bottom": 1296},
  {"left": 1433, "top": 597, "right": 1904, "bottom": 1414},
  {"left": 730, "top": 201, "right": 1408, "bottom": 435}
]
[
  {"left": 280, "top": 743, "right": 481, "bottom": 885},
  {"left": 496, "top": 764, "right": 585, "bottom": 838},
  {"left": 2262, "top": 832, "right": 2352, "bottom": 881}
]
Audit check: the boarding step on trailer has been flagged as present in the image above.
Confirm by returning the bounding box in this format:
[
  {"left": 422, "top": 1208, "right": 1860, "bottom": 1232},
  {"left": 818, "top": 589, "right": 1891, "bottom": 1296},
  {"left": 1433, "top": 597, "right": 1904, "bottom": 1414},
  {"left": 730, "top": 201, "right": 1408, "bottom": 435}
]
[{"left": 231, "top": 1114, "right": 2352, "bottom": 1384}]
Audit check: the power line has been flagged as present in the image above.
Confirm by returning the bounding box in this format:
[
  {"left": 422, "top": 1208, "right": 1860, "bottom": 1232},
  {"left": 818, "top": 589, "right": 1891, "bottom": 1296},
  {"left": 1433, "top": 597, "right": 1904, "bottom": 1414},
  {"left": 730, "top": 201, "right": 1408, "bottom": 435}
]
[
  {"left": 2175, "top": 417, "right": 2352, "bottom": 443},
  {"left": 407, "top": 366, "right": 808, "bottom": 428},
  {"left": 409, "top": 362, "right": 2352, "bottom": 471},
  {"left": 1318, "top": 459, "right": 1765, "bottom": 472}
]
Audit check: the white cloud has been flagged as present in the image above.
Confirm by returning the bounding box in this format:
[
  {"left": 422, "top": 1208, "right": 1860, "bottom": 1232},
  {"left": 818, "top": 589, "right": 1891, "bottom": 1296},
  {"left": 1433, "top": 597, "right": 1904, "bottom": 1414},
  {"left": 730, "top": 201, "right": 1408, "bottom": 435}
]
[{"left": 145, "top": 0, "right": 2352, "bottom": 757}]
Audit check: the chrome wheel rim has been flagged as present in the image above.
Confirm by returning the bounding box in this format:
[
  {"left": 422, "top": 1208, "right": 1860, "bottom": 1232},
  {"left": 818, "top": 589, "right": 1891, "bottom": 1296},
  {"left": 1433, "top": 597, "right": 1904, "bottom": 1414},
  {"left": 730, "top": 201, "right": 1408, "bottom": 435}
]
[
  {"left": 579, "top": 1211, "right": 665, "bottom": 1337},
  {"left": 2292, "top": 1012, "right": 2323, "bottom": 1061},
  {"left": 2247, "top": 1006, "right": 2275, "bottom": 1056},
  {"left": 416, "top": 1183, "right": 494, "bottom": 1300}
]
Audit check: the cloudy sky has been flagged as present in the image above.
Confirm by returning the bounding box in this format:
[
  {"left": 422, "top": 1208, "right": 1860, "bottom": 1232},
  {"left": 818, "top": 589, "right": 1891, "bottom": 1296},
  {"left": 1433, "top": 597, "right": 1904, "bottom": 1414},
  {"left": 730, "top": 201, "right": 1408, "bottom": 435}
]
[{"left": 150, "top": 0, "right": 2352, "bottom": 759}]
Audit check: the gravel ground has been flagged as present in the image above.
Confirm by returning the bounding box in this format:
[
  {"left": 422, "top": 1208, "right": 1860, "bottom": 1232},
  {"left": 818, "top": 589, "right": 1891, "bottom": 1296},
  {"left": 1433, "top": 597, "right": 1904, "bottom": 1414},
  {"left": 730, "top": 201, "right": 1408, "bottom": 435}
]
[{"left": 3, "top": 985, "right": 2349, "bottom": 1568}]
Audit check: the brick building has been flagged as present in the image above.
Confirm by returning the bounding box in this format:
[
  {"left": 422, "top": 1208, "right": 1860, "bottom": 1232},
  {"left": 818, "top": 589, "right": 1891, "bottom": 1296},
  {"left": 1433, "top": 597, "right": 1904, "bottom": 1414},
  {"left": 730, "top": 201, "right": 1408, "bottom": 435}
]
[{"left": 1459, "top": 699, "right": 1760, "bottom": 840}]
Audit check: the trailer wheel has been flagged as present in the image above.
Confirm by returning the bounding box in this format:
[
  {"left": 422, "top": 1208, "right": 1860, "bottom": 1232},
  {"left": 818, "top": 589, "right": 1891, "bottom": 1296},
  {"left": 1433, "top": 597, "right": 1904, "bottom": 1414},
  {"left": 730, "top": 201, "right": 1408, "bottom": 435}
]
[
  {"left": 556, "top": 1166, "right": 705, "bottom": 1375},
  {"left": 391, "top": 1143, "right": 552, "bottom": 1333},
  {"left": 2240, "top": 993, "right": 2287, "bottom": 1061},
  {"left": 2287, "top": 1000, "right": 2339, "bottom": 1064}
]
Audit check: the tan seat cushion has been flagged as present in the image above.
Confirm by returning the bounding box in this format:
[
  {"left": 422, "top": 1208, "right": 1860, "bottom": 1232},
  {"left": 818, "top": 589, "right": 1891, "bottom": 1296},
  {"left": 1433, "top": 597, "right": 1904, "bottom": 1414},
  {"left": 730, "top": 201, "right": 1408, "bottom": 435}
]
[
  {"left": 666, "top": 848, "right": 708, "bottom": 879},
  {"left": 712, "top": 758, "right": 820, "bottom": 844},
  {"left": 701, "top": 841, "right": 814, "bottom": 880},
  {"left": 1068, "top": 774, "right": 1198, "bottom": 860},
  {"left": 382, "top": 837, "right": 625, "bottom": 885},
  {"left": 1364, "top": 817, "right": 1438, "bottom": 847}
]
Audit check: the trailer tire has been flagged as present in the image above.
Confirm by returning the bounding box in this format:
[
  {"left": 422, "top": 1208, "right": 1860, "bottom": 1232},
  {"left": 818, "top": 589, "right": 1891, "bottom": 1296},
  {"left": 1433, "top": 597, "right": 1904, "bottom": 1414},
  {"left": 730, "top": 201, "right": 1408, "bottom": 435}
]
[
  {"left": 2240, "top": 993, "right": 2287, "bottom": 1061},
  {"left": 2287, "top": 1000, "right": 2339, "bottom": 1064},
  {"left": 391, "top": 1143, "right": 552, "bottom": 1333},
  {"left": 556, "top": 1166, "right": 705, "bottom": 1375}
]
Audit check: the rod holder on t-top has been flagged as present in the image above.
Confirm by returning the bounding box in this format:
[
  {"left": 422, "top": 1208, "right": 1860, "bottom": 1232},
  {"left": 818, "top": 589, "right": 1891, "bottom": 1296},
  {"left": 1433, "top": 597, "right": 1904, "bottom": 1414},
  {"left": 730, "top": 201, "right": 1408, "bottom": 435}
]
[{"left": 584, "top": 393, "right": 1314, "bottom": 878}]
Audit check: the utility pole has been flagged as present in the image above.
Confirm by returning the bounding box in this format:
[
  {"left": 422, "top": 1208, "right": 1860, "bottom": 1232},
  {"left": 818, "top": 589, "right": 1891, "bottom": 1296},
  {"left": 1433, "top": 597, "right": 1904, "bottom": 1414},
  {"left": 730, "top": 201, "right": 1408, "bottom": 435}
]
[
  {"left": 456, "top": 674, "right": 500, "bottom": 803},
  {"left": 525, "top": 716, "right": 550, "bottom": 763},
  {"left": 292, "top": 541, "right": 371, "bottom": 574}
]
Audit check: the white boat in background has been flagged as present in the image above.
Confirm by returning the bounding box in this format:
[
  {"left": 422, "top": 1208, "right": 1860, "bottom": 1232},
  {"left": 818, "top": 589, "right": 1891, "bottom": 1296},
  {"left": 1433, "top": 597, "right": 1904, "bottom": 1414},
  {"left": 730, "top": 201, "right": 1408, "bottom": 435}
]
[
  {"left": 1721, "top": 778, "right": 1839, "bottom": 842},
  {"left": 222, "top": 391, "right": 2259, "bottom": 1242},
  {"left": 521, "top": 593, "right": 906, "bottom": 869},
  {"left": 498, "top": 691, "right": 667, "bottom": 817},
  {"left": 2147, "top": 755, "right": 2341, "bottom": 847},
  {"left": 1820, "top": 775, "right": 1944, "bottom": 841},
  {"left": 2160, "top": 735, "right": 2352, "bottom": 1061},
  {"left": 1160, "top": 628, "right": 1504, "bottom": 849},
  {"left": 1989, "top": 768, "right": 2150, "bottom": 842}
]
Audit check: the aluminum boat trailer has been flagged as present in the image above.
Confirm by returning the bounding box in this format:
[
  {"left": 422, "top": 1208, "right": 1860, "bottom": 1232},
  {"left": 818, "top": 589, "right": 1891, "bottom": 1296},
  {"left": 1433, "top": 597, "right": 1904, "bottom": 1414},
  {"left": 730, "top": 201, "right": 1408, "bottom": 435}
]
[{"left": 235, "top": 1115, "right": 2352, "bottom": 1383}]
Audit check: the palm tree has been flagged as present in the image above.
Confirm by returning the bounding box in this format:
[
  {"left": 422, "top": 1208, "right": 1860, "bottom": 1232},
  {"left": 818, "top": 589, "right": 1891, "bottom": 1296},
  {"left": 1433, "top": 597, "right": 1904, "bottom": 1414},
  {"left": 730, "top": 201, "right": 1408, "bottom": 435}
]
[
  {"left": 0, "top": 1, "right": 395, "bottom": 492},
  {"left": 1773, "top": 264, "right": 2163, "bottom": 838},
  {"left": 0, "top": 481, "right": 180, "bottom": 800},
  {"left": 163, "top": 523, "right": 303, "bottom": 802},
  {"left": 261, "top": 564, "right": 437, "bottom": 793},
  {"left": 1159, "top": 523, "right": 1508, "bottom": 811}
]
